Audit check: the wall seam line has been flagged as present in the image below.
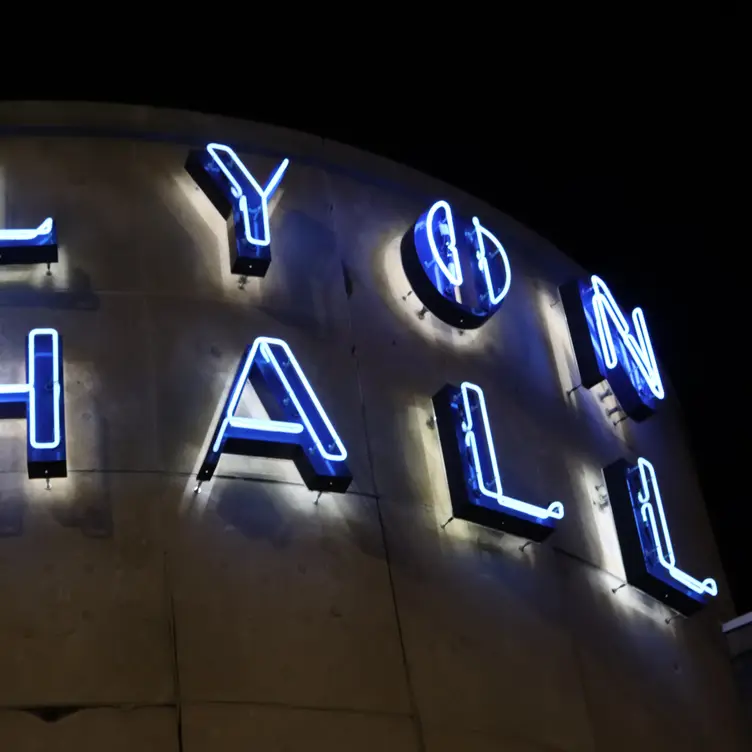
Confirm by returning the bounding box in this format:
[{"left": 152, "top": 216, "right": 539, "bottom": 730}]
[{"left": 323, "top": 167, "right": 426, "bottom": 752}]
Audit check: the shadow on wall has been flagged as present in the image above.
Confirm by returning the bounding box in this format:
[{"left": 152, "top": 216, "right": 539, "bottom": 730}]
[
  {"left": 53, "top": 408, "right": 113, "bottom": 537},
  {"left": 216, "top": 480, "right": 294, "bottom": 549},
  {"left": 0, "top": 494, "right": 24, "bottom": 536},
  {"left": 730, "top": 648, "right": 752, "bottom": 732},
  {"left": 369, "top": 226, "right": 488, "bottom": 355},
  {"left": 259, "top": 209, "right": 340, "bottom": 337},
  {"left": 564, "top": 562, "right": 712, "bottom": 751},
  {"left": 159, "top": 157, "right": 344, "bottom": 341},
  {"left": 374, "top": 394, "right": 569, "bottom": 631},
  {"left": 0, "top": 266, "right": 99, "bottom": 310},
  {"left": 0, "top": 409, "right": 113, "bottom": 538},
  {"left": 202, "top": 477, "right": 387, "bottom": 562}
]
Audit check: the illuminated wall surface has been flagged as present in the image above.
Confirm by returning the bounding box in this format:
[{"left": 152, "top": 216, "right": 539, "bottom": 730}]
[{"left": 0, "top": 103, "right": 747, "bottom": 751}]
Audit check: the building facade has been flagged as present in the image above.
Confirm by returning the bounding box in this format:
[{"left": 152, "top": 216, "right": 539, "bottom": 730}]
[{"left": 0, "top": 102, "right": 747, "bottom": 751}]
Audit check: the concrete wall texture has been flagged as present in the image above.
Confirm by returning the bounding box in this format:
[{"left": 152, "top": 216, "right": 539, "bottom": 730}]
[{"left": 0, "top": 102, "right": 747, "bottom": 751}]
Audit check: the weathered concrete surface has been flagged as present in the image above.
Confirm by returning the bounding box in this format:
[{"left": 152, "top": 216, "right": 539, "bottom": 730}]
[
  {"left": 423, "top": 726, "right": 562, "bottom": 752},
  {"left": 0, "top": 108, "right": 747, "bottom": 750},
  {"left": 0, "top": 472, "right": 173, "bottom": 707},
  {"left": 0, "top": 708, "right": 177, "bottom": 751},
  {"left": 181, "top": 703, "right": 418, "bottom": 752},
  {"left": 170, "top": 477, "right": 409, "bottom": 712},
  {"left": 379, "top": 493, "right": 595, "bottom": 752},
  {"left": 561, "top": 556, "right": 750, "bottom": 752}
]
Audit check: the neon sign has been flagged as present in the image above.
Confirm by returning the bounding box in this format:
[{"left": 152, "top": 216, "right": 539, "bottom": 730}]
[
  {"left": 0, "top": 217, "right": 58, "bottom": 266},
  {"left": 560, "top": 275, "right": 663, "bottom": 421},
  {"left": 433, "top": 381, "right": 563, "bottom": 541},
  {"left": 0, "top": 328, "right": 67, "bottom": 479},
  {"left": 402, "top": 200, "right": 512, "bottom": 329},
  {"left": 0, "top": 152, "right": 719, "bottom": 618},
  {"left": 603, "top": 456, "right": 716, "bottom": 614},
  {"left": 185, "top": 143, "right": 289, "bottom": 277},
  {"left": 198, "top": 337, "right": 351, "bottom": 492}
]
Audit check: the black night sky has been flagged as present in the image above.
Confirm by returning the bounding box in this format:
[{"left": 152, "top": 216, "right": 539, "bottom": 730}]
[{"left": 5, "top": 36, "right": 747, "bottom": 613}]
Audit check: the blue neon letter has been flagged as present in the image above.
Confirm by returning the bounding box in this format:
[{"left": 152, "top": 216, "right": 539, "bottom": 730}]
[
  {"left": 631, "top": 457, "right": 716, "bottom": 596},
  {"left": 432, "top": 381, "right": 562, "bottom": 541},
  {"left": 603, "top": 455, "right": 716, "bottom": 614},
  {"left": 0, "top": 217, "right": 53, "bottom": 243},
  {"left": 590, "top": 276, "right": 663, "bottom": 400},
  {"left": 206, "top": 143, "right": 289, "bottom": 248},
  {"left": 560, "top": 275, "right": 663, "bottom": 421},
  {"left": 402, "top": 201, "right": 512, "bottom": 329},
  {"left": 185, "top": 142, "right": 289, "bottom": 277},
  {"left": 425, "top": 200, "right": 463, "bottom": 287},
  {"left": 460, "top": 382, "right": 563, "bottom": 520},
  {"left": 0, "top": 328, "right": 67, "bottom": 478},
  {"left": 0, "top": 217, "right": 58, "bottom": 266},
  {"left": 198, "top": 337, "right": 351, "bottom": 492},
  {"left": 472, "top": 216, "right": 512, "bottom": 306}
]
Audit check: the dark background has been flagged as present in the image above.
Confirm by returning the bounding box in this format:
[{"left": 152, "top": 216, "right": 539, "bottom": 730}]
[{"left": 3, "top": 38, "right": 746, "bottom": 613}]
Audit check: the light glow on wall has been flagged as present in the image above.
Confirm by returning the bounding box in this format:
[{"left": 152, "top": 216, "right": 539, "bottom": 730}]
[
  {"left": 569, "top": 460, "right": 627, "bottom": 580},
  {"left": 533, "top": 285, "right": 580, "bottom": 405},
  {"left": 374, "top": 229, "right": 488, "bottom": 352}
]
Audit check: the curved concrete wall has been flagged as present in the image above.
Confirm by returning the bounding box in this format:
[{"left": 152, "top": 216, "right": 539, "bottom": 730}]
[{"left": 0, "top": 102, "right": 746, "bottom": 751}]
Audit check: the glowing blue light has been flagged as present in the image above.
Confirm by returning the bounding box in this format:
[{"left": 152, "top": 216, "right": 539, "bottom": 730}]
[
  {"left": 206, "top": 143, "right": 289, "bottom": 247},
  {"left": 422, "top": 202, "right": 513, "bottom": 303},
  {"left": 0, "top": 328, "right": 66, "bottom": 478},
  {"left": 213, "top": 337, "right": 347, "bottom": 460},
  {"left": 472, "top": 217, "right": 512, "bottom": 305},
  {"left": 425, "top": 200, "right": 463, "bottom": 287},
  {"left": 0, "top": 328, "right": 62, "bottom": 450},
  {"left": 28, "top": 329, "right": 62, "bottom": 449},
  {"left": 632, "top": 457, "right": 717, "bottom": 597},
  {"left": 460, "top": 382, "right": 564, "bottom": 521},
  {"left": 590, "top": 275, "right": 664, "bottom": 401},
  {"left": 199, "top": 337, "right": 351, "bottom": 491},
  {"left": 0, "top": 217, "right": 54, "bottom": 243},
  {"left": 405, "top": 201, "right": 512, "bottom": 329},
  {"left": 0, "top": 382, "right": 29, "bottom": 397}
]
